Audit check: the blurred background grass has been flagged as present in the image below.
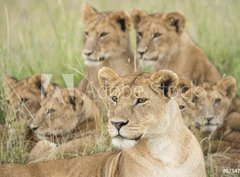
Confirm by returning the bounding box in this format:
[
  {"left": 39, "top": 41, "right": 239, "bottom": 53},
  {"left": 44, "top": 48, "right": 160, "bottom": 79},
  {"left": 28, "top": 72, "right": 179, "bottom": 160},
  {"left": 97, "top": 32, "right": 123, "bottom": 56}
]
[{"left": 0, "top": 0, "right": 240, "bottom": 129}]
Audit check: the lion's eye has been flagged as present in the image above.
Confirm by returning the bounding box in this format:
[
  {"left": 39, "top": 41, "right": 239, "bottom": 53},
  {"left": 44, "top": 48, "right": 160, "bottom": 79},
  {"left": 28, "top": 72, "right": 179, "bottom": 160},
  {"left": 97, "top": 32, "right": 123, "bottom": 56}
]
[
  {"left": 111, "top": 96, "right": 118, "bottom": 103},
  {"left": 136, "top": 98, "right": 148, "bottom": 105},
  {"left": 99, "top": 32, "right": 109, "bottom": 38},
  {"left": 20, "top": 98, "right": 29, "bottom": 104},
  {"left": 46, "top": 109, "right": 56, "bottom": 114},
  {"left": 152, "top": 32, "right": 161, "bottom": 39},
  {"left": 84, "top": 31, "right": 89, "bottom": 36},
  {"left": 214, "top": 98, "right": 221, "bottom": 105},
  {"left": 179, "top": 105, "right": 185, "bottom": 110},
  {"left": 137, "top": 32, "right": 143, "bottom": 38}
]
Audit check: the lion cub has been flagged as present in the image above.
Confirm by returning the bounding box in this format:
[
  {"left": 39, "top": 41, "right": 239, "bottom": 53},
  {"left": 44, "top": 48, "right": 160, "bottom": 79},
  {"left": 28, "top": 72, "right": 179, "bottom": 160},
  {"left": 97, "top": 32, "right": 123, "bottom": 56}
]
[
  {"left": 79, "top": 3, "right": 135, "bottom": 104},
  {"left": 30, "top": 87, "right": 100, "bottom": 140},
  {"left": 3, "top": 74, "right": 55, "bottom": 125},
  {"left": 131, "top": 9, "right": 221, "bottom": 84},
  {"left": 0, "top": 68, "right": 206, "bottom": 177},
  {"left": 188, "top": 77, "right": 240, "bottom": 176},
  {"left": 191, "top": 77, "right": 240, "bottom": 152},
  {"left": 28, "top": 87, "right": 101, "bottom": 162}
]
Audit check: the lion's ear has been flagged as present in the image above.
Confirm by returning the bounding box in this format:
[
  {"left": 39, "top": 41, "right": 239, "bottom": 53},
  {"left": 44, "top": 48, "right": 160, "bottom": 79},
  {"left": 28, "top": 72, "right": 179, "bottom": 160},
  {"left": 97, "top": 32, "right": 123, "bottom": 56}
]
[
  {"left": 217, "top": 76, "right": 237, "bottom": 100},
  {"left": 130, "top": 9, "right": 148, "bottom": 29},
  {"left": 150, "top": 70, "right": 178, "bottom": 98},
  {"left": 69, "top": 96, "right": 77, "bottom": 111},
  {"left": 29, "top": 74, "right": 49, "bottom": 91},
  {"left": 109, "top": 11, "right": 131, "bottom": 32},
  {"left": 82, "top": 3, "right": 98, "bottom": 23},
  {"left": 178, "top": 77, "right": 192, "bottom": 94},
  {"left": 98, "top": 67, "right": 120, "bottom": 94},
  {"left": 164, "top": 12, "right": 185, "bottom": 34},
  {"left": 4, "top": 75, "right": 18, "bottom": 88}
]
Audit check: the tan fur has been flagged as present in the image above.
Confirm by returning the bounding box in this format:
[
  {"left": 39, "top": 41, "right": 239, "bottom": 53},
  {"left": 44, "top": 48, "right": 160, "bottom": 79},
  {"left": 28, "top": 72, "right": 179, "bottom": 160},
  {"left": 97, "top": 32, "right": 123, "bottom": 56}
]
[
  {"left": 189, "top": 77, "right": 240, "bottom": 154},
  {"left": 176, "top": 78, "right": 195, "bottom": 127},
  {"left": 3, "top": 74, "right": 57, "bottom": 151},
  {"left": 0, "top": 68, "right": 206, "bottom": 177},
  {"left": 30, "top": 87, "right": 100, "bottom": 142},
  {"left": 79, "top": 3, "right": 135, "bottom": 106},
  {"left": 28, "top": 87, "right": 101, "bottom": 162},
  {"left": 28, "top": 132, "right": 99, "bottom": 162},
  {"left": 131, "top": 9, "right": 221, "bottom": 84},
  {"left": 3, "top": 74, "right": 55, "bottom": 125}
]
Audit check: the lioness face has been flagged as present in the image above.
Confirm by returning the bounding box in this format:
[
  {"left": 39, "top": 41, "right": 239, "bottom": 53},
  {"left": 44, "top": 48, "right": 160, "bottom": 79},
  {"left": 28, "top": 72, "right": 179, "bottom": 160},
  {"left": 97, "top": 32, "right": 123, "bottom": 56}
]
[
  {"left": 131, "top": 9, "right": 185, "bottom": 68},
  {"left": 82, "top": 3, "right": 131, "bottom": 67},
  {"left": 193, "top": 77, "right": 237, "bottom": 134},
  {"left": 4, "top": 74, "right": 52, "bottom": 124},
  {"left": 31, "top": 88, "right": 85, "bottom": 140},
  {"left": 98, "top": 67, "right": 179, "bottom": 149}
]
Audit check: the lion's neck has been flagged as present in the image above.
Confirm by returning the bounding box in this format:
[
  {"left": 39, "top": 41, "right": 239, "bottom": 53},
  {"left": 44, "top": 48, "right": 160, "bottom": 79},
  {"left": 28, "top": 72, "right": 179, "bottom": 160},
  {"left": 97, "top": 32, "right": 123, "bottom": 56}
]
[
  {"left": 86, "top": 47, "right": 134, "bottom": 79},
  {"left": 107, "top": 48, "right": 135, "bottom": 75},
  {"left": 146, "top": 134, "right": 189, "bottom": 166},
  {"left": 153, "top": 32, "right": 194, "bottom": 71},
  {"left": 124, "top": 128, "right": 189, "bottom": 168}
]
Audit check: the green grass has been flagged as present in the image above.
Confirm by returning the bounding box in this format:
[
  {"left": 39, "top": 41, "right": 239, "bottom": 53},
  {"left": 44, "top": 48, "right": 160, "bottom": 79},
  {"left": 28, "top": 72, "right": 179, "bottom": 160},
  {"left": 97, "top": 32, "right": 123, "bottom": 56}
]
[
  {"left": 0, "top": 0, "right": 240, "bottom": 175},
  {"left": 0, "top": 0, "right": 240, "bottom": 90}
]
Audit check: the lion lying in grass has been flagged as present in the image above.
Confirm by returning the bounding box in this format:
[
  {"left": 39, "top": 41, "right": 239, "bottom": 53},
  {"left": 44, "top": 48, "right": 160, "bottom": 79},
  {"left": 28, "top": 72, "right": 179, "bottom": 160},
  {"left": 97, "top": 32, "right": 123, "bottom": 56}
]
[
  {"left": 2, "top": 74, "right": 56, "bottom": 151},
  {"left": 0, "top": 67, "right": 206, "bottom": 177},
  {"left": 192, "top": 76, "right": 240, "bottom": 152},
  {"left": 28, "top": 87, "right": 101, "bottom": 162},
  {"left": 175, "top": 76, "right": 240, "bottom": 152},
  {"left": 3, "top": 74, "right": 55, "bottom": 125},
  {"left": 30, "top": 87, "right": 100, "bottom": 141},
  {"left": 164, "top": 76, "right": 240, "bottom": 176}
]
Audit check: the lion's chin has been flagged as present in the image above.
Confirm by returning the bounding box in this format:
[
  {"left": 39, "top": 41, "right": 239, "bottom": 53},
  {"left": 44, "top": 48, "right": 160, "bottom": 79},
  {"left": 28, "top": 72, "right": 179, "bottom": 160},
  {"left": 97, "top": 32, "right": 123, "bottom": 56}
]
[
  {"left": 111, "top": 137, "right": 136, "bottom": 149},
  {"left": 84, "top": 58, "right": 105, "bottom": 67},
  {"left": 201, "top": 124, "right": 218, "bottom": 133}
]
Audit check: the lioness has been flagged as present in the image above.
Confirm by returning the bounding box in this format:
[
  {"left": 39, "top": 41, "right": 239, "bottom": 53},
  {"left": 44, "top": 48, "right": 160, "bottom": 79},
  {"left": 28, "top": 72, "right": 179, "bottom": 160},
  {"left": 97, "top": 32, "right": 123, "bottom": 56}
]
[
  {"left": 131, "top": 9, "right": 221, "bottom": 84},
  {"left": 79, "top": 3, "right": 135, "bottom": 103},
  {"left": 0, "top": 68, "right": 206, "bottom": 177}
]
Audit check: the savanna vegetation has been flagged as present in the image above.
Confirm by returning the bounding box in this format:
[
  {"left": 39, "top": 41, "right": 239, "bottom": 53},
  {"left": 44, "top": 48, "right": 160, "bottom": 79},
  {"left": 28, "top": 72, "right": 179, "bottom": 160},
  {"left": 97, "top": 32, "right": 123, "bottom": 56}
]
[{"left": 0, "top": 0, "right": 240, "bottom": 176}]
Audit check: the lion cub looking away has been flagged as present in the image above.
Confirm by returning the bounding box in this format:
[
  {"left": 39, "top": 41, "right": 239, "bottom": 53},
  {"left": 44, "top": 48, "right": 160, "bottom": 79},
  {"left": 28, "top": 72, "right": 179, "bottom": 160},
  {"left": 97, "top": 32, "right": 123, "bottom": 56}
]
[
  {"left": 0, "top": 68, "right": 206, "bottom": 177},
  {"left": 79, "top": 3, "right": 135, "bottom": 102},
  {"left": 131, "top": 9, "right": 221, "bottom": 84}
]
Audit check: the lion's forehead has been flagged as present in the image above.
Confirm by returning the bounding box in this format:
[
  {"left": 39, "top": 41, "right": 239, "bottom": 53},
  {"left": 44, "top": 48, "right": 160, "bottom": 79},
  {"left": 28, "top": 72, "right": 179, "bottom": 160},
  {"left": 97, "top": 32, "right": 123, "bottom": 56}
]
[
  {"left": 8, "top": 85, "right": 41, "bottom": 101},
  {"left": 111, "top": 75, "right": 153, "bottom": 96},
  {"left": 201, "top": 86, "right": 225, "bottom": 101},
  {"left": 85, "top": 13, "right": 117, "bottom": 32},
  {"left": 138, "top": 16, "right": 167, "bottom": 32}
]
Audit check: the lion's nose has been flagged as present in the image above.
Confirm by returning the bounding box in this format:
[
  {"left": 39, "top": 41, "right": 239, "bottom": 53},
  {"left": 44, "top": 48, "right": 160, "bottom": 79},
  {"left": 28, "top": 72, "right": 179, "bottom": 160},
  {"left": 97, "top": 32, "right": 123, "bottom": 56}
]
[
  {"left": 137, "top": 47, "right": 148, "bottom": 57},
  {"left": 83, "top": 49, "right": 93, "bottom": 56},
  {"left": 111, "top": 120, "right": 129, "bottom": 130},
  {"left": 205, "top": 116, "right": 214, "bottom": 122}
]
